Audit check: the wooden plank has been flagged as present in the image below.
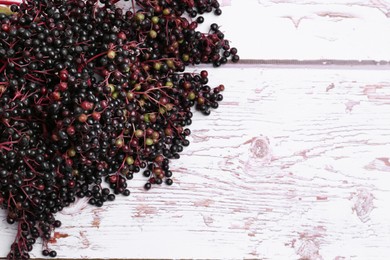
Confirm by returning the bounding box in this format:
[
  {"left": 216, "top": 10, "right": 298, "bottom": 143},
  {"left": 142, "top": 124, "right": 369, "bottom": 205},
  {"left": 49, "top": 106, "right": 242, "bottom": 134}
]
[
  {"left": 197, "top": 0, "right": 390, "bottom": 60},
  {"left": 4, "top": 0, "right": 390, "bottom": 61},
  {"left": 2, "top": 66, "right": 390, "bottom": 259}
]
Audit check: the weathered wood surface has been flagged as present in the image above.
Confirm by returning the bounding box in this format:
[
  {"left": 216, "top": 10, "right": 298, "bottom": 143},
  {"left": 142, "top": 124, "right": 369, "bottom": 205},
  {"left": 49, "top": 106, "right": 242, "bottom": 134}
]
[
  {"left": 215, "top": 0, "right": 390, "bottom": 60},
  {"left": 2, "top": 67, "right": 390, "bottom": 259},
  {"left": 2, "top": 0, "right": 390, "bottom": 259},
  {"left": 3, "top": 0, "right": 390, "bottom": 60}
]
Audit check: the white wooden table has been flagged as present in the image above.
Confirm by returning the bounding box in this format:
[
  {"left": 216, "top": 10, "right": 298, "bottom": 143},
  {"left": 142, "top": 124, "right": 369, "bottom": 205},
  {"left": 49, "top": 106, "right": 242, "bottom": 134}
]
[{"left": 2, "top": 0, "right": 390, "bottom": 259}]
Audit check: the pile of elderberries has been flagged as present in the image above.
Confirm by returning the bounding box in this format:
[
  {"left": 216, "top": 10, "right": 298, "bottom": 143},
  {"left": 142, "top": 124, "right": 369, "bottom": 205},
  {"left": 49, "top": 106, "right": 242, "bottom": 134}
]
[{"left": 0, "top": 0, "right": 238, "bottom": 258}]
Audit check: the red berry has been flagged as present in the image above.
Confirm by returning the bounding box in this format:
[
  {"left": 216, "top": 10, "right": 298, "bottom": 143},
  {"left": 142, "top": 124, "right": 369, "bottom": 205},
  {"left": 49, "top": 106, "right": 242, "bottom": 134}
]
[
  {"left": 118, "top": 31, "right": 126, "bottom": 40},
  {"left": 59, "top": 82, "right": 68, "bottom": 91},
  {"left": 92, "top": 111, "right": 101, "bottom": 121},
  {"left": 109, "top": 175, "right": 117, "bottom": 183},
  {"left": 52, "top": 91, "right": 61, "bottom": 101},
  {"left": 66, "top": 126, "right": 75, "bottom": 136},
  {"left": 1, "top": 24, "right": 9, "bottom": 32},
  {"left": 78, "top": 114, "right": 88, "bottom": 123},
  {"left": 81, "top": 101, "right": 94, "bottom": 111}
]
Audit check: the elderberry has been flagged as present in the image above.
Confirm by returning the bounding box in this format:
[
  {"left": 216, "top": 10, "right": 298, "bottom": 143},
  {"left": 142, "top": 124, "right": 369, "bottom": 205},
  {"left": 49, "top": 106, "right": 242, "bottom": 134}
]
[{"left": 0, "top": 0, "right": 238, "bottom": 259}]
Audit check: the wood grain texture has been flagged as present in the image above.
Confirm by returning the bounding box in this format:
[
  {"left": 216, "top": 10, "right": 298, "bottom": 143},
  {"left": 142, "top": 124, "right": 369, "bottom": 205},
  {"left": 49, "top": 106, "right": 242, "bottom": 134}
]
[
  {"left": 198, "top": 0, "right": 390, "bottom": 60},
  {"left": 2, "top": 67, "right": 390, "bottom": 259},
  {"left": 4, "top": 0, "right": 390, "bottom": 61},
  {"left": 2, "top": 0, "right": 390, "bottom": 259}
]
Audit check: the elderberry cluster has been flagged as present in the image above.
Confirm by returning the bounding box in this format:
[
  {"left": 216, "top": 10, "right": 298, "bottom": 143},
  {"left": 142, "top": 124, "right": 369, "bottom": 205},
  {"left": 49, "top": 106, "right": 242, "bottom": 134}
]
[{"left": 0, "top": 0, "right": 238, "bottom": 259}]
